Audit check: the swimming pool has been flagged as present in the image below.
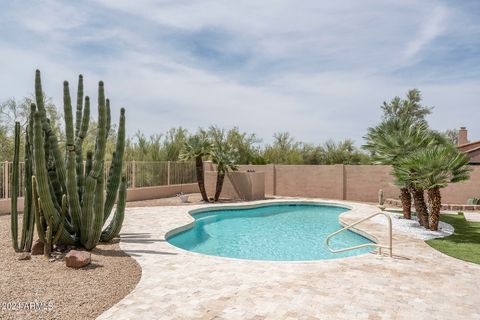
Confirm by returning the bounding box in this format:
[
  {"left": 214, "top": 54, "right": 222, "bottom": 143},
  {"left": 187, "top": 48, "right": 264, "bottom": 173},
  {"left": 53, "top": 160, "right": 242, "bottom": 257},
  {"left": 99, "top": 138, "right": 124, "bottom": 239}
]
[{"left": 167, "top": 203, "right": 374, "bottom": 261}]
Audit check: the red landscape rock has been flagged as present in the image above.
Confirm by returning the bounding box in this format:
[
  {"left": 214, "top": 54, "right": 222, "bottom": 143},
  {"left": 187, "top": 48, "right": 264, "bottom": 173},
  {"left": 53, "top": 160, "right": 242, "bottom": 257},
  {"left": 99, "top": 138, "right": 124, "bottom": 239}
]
[
  {"left": 31, "top": 240, "right": 44, "bottom": 255},
  {"left": 65, "top": 250, "right": 91, "bottom": 268}
]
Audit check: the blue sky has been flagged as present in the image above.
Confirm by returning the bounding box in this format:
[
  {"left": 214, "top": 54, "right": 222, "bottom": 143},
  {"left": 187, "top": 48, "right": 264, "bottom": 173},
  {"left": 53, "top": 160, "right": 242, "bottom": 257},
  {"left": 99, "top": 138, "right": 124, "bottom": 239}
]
[{"left": 0, "top": 0, "right": 479, "bottom": 145}]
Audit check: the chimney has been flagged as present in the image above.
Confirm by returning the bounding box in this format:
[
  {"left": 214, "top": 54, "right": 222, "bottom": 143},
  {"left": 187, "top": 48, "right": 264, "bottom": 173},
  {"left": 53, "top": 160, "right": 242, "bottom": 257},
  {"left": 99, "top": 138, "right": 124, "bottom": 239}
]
[{"left": 458, "top": 127, "right": 469, "bottom": 146}]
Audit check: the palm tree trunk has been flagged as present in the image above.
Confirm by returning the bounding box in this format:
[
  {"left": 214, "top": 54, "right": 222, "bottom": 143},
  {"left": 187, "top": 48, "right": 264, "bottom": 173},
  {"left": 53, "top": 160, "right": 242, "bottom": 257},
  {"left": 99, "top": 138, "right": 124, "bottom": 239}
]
[
  {"left": 214, "top": 172, "right": 225, "bottom": 202},
  {"left": 195, "top": 156, "right": 209, "bottom": 202},
  {"left": 399, "top": 188, "right": 412, "bottom": 219},
  {"left": 411, "top": 187, "right": 429, "bottom": 228},
  {"left": 428, "top": 187, "right": 442, "bottom": 231}
]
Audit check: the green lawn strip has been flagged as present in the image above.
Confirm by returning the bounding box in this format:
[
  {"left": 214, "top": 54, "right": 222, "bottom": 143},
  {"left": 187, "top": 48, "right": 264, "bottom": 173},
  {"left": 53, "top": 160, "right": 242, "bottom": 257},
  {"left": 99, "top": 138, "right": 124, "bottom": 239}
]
[{"left": 426, "top": 214, "right": 480, "bottom": 264}]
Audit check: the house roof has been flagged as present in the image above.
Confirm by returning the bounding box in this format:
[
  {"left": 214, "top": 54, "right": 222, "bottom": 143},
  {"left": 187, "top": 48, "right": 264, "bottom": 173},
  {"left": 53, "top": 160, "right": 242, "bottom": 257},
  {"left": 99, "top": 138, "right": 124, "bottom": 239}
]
[
  {"left": 464, "top": 145, "right": 480, "bottom": 154},
  {"left": 458, "top": 140, "right": 480, "bottom": 153}
]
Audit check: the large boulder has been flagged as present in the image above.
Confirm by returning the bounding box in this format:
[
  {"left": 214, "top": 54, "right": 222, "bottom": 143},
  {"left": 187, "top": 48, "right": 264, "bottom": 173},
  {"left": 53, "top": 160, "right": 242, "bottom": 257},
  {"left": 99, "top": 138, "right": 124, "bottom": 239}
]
[
  {"left": 65, "top": 250, "right": 91, "bottom": 269},
  {"left": 31, "top": 240, "right": 44, "bottom": 255}
]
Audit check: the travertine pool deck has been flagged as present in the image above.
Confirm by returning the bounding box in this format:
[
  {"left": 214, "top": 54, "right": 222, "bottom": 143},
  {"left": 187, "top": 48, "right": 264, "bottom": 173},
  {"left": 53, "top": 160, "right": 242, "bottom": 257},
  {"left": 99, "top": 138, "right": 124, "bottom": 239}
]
[{"left": 98, "top": 198, "right": 480, "bottom": 320}]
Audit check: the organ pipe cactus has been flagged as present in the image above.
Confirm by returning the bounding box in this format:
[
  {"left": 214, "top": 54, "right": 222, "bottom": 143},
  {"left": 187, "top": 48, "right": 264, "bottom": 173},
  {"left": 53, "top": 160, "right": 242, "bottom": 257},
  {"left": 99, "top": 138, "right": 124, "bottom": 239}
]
[
  {"left": 10, "top": 121, "right": 35, "bottom": 252},
  {"left": 10, "top": 70, "right": 127, "bottom": 252}
]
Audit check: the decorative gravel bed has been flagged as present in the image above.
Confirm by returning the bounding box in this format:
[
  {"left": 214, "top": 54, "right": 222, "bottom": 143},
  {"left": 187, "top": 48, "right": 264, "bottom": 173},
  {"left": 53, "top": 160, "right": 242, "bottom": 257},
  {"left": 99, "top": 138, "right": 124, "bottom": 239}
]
[
  {"left": 371, "top": 211, "right": 454, "bottom": 240},
  {"left": 0, "top": 214, "right": 141, "bottom": 320}
]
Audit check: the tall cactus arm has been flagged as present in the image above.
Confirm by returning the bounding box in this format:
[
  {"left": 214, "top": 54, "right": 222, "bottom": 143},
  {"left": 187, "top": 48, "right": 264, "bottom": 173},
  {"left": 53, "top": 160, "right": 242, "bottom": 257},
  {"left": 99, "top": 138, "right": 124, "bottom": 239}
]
[
  {"left": 104, "top": 108, "right": 126, "bottom": 223},
  {"left": 32, "top": 177, "right": 46, "bottom": 243},
  {"left": 106, "top": 99, "right": 111, "bottom": 139},
  {"left": 53, "top": 195, "right": 67, "bottom": 244},
  {"left": 64, "top": 81, "right": 75, "bottom": 148},
  {"left": 75, "top": 75, "right": 83, "bottom": 138},
  {"left": 82, "top": 82, "right": 107, "bottom": 249},
  {"left": 33, "top": 112, "right": 77, "bottom": 245},
  {"left": 80, "top": 176, "right": 97, "bottom": 247},
  {"left": 35, "top": 70, "right": 46, "bottom": 118},
  {"left": 48, "top": 164, "right": 64, "bottom": 205},
  {"left": 28, "top": 104, "right": 35, "bottom": 148},
  {"left": 35, "top": 70, "right": 53, "bottom": 136},
  {"left": 76, "top": 96, "right": 90, "bottom": 201},
  {"left": 85, "top": 166, "right": 105, "bottom": 249},
  {"left": 101, "top": 176, "right": 127, "bottom": 242},
  {"left": 10, "top": 122, "right": 20, "bottom": 252},
  {"left": 106, "top": 151, "right": 116, "bottom": 193},
  {"left": 20, "top": 127, "right": 35, "bottom": 252},
  {"left": 64, "top": 81, "right": 82, "bottom": 234},
  {"left": 35, "top": 71, "right": 67, "bottom": 199},
  {"left": 48, "top": 126, "right": 68, "bottom": 198},
  {"left": 91, "top": 81, "right": 107, "bottom": 179},
  {"left": 78, "top": 96, "right": 90, "bottom": 141}
]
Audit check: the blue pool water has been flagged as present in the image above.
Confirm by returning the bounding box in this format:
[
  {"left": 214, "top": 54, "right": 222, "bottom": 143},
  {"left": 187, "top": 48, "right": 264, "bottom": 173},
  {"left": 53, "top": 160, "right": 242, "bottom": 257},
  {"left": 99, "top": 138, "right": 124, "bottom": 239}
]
[{"left": 167, "top": 203, "right": 373, "bottom": 261}]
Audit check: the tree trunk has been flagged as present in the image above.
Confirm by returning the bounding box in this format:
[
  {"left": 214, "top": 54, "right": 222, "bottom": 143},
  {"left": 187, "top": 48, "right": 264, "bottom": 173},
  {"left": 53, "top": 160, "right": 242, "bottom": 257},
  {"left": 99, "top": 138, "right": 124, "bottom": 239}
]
[
  {"left": 411, "top": 187, "right": 429, "bottom": 228},
  {"left": 195, "top": 156, "right": 209, "bottom": 202},
  {"left": 399, "top": 188, "right": 412, "bottom": 219},
  {"left": 428, "top": 187, "right": 442, "bottom": 231},
  {"left": 214, "top": 172, "right": 225, "bottom": 202}
]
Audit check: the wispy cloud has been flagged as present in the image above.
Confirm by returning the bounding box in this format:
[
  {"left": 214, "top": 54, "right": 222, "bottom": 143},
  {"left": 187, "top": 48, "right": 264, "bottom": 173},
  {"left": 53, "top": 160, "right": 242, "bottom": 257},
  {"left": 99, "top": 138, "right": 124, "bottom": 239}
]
[
  {"left": 403, "top": 5, "right": 448, "bottom": 62},
  {"left": 0, "top": 0, "right": 479, "bottom": 144}
]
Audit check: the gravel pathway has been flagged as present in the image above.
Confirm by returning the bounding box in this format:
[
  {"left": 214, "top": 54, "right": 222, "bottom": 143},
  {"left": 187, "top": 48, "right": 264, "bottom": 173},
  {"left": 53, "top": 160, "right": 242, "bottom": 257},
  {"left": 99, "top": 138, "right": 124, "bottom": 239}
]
[{"left": 0, "top": 214, "right": 141, "bottom": 320}]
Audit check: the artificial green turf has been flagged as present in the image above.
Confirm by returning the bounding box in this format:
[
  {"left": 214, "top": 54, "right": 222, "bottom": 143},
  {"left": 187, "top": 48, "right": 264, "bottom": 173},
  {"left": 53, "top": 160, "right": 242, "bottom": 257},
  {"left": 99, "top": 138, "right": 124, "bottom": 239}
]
[{"left": 426, "top": 214, "right": 480, "bottom": 264}]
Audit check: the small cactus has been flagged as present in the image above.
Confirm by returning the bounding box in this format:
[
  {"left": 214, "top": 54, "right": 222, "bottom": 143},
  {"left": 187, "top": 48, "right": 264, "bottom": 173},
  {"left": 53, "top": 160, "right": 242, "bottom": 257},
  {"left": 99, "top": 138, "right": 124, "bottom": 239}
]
[
  {"left": 378, "top": 189, "right": 385, "bottom": 206},
  {"left": 467, "top": 198, "right": 479, "bottom": 205}
]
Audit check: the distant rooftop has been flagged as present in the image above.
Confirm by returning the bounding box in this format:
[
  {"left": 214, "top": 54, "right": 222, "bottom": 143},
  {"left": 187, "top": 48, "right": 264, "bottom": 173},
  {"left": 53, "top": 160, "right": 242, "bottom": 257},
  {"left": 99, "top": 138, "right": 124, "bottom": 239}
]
[{"left": 457, "top": 127, "right": 480, "bottom": 164}]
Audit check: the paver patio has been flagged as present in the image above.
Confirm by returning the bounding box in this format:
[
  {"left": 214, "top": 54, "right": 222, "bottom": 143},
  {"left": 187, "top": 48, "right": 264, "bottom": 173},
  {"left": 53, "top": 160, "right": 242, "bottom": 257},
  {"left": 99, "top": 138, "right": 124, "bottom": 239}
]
[{"left": 98, "top": 198, "right": 480, "bottom": 320}]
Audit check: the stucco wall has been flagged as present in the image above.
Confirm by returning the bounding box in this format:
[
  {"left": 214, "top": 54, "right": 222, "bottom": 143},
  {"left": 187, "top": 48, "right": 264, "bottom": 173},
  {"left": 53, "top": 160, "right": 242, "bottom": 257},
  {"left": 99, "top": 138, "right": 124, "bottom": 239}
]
[
  {"left": 344, "top": 165, "right": 397, "bottom": 202},
  {"left": 442, "top": 166, "right": 480, "bottom": 203},
  {"left": 237, "top": 164, "right": 275, "bottom": 195},
  {"left": 274, "top": 165, "right": 344, "bottom": 199},
  {"left": 126, "top": 183, "right": 199, "bottom": 202},
  {"left": 205, "top": 164, "right": 480, "bottom": 204},
  {"left": 205, "top": 171, "right": 265, "bottom": 200}
]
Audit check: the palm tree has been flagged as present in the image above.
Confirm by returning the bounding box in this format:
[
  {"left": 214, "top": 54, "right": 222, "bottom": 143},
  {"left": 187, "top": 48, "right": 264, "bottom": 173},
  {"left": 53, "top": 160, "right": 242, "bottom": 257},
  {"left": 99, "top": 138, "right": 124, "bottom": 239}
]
[
  {"left": 381, "top": 89, "right": 432, "bottom": 123},
  {"left": 392, "top": 164, "right": 429, "bottom": 227},
  {"left": 180, "top": 134, "right": 212, "bottom": 202},
  {"left": 392, "top": 131, "right": 452, "bottom": 227},
  {"left": 210, "top": 143, "right": 239, "bottom": 202},
  {"left": 363, "top": 118, "right": 432, "bottom": 219},
  {"left": 396, "top": 145, "right": 470, "bottom": 230}
]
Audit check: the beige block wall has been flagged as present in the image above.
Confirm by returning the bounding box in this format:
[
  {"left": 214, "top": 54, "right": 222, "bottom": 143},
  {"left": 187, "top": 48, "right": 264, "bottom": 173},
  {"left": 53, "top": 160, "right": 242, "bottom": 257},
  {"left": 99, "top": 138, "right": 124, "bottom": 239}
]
[
  {"left": 345, "top": 165, "right": 397, "bottom": 202},
  {"left": 274, "top": 165, "right": 344, "bottom": 199},
  {"left": 205, "top": 164, "right": 480, "bottom": 204},
  {"left": 441, "top": 166, "right": 480, "bottom": 203}
]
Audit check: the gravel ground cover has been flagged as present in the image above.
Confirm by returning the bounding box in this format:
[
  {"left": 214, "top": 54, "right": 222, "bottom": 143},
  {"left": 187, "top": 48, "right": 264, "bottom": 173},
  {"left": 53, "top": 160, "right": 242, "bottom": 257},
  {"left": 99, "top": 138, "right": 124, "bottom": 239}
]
[
  {"left": 371, "top": 210, "right": 454, "bottom": 240},
  {"left": 0, "top": 214, "right": 141, "bottom": 320}
]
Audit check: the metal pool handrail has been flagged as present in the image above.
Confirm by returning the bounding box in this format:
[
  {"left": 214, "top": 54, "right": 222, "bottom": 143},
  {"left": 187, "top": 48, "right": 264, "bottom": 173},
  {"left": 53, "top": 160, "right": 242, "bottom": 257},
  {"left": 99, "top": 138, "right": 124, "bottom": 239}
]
[{"left": 325, "top": 211, "right": 393, "bottom": 257}]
